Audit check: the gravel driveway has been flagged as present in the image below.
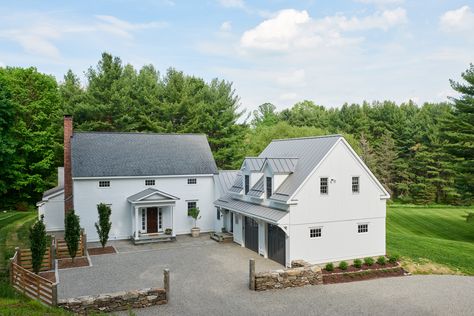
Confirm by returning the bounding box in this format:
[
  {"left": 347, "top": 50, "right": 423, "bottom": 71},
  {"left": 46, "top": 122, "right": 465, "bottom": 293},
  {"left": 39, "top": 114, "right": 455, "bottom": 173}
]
[{"left": 58, "top": 235, "right": 474, "bottom": 316}]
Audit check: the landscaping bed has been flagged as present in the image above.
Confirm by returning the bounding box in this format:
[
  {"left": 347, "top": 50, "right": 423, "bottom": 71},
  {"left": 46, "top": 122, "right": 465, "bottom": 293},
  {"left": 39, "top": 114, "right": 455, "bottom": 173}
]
[
  {"left": 39, "top": 271, "right": 56, "bottom": 283},
  {"left": 88, "top": 246, "right": 116, "bottom": 256},
  {"left": 323, "top": 266, "right": 405, "bottom": 284},
  {"left": 58, "top": 257, "right": 90, "bottom": 269},
  {"left": 322, "top": 262, "right": 399, "bottom": 274}
]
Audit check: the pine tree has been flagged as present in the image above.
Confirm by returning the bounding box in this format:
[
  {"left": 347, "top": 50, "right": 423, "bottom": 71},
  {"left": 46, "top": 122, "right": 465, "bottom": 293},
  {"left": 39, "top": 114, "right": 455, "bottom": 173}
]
[
  {"left": 95, "top": 203, "right": 112, "bottom": 248},
  {"left": 64, "top": 210, "right": 81, "bottom": 263}
]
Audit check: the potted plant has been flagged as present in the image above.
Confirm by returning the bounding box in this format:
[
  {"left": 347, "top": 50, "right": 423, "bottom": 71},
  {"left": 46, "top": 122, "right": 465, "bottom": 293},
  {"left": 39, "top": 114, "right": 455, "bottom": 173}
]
[
  {"left": 165, "top": 228, "right": 172, "bottom": 235},
  {"left": 188, "top": 207, "right": 201, "bottom": 237}
]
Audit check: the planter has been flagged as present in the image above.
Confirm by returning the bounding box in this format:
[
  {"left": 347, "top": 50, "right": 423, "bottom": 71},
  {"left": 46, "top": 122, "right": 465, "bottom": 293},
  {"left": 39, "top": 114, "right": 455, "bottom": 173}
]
[
  {"left": 165, "top": 228, "right": 172, "bottom": 235},
  {"left": 191, "top": 227, "right": 200, "bottom": 237}
]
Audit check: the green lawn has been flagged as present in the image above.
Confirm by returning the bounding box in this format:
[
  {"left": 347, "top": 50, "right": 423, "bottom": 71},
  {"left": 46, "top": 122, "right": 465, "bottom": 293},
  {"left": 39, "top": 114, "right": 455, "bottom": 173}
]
[
  {"left": 0, "top": 211, "right": 70, "bottom": 315},
  {"left": 387, "top": 204, "right": 474, "bottom": 275}
]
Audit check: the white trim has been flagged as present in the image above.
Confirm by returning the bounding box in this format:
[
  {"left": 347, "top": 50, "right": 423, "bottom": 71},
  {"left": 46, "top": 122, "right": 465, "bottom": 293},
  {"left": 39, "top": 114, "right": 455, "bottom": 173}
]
[
  {"left": 73, "top": 174, "right": 215, "bottom": 180},
  {"left": 42, "top": 189, "right": 64, "bottom": 201}
]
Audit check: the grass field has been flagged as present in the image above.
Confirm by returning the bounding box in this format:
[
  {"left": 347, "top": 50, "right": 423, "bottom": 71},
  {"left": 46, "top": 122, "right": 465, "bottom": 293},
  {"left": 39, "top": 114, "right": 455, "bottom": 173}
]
[
  {"left": 387, "top": 204, "right": 474, "bottom": 275},
  {"left": 0, "top": 211, "right": 69, "bottom": 316}
]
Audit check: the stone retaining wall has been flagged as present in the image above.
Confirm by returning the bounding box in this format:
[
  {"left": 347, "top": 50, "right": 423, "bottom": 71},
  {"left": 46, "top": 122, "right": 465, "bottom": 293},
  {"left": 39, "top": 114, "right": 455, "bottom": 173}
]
[
  {"left": 254, "top": 261, "right": 323, "bottom": 291},
  {"left": 58, "top": 287, "right": 167, "bottom": 314}
]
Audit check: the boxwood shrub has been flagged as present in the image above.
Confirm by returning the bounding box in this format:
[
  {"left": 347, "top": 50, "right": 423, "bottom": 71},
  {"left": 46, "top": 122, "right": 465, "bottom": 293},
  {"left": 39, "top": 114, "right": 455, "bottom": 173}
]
[
  {"left": 377, "top": 256, "right": 386, "bottom": 265},
  {"left": 325, "top": 262, "right": 334, "bottom": 271},
  {"left": 388, "top": 254, "right": 400, "bottom": 264},
  {"left": 364, "top": 257, "right": 374, "bottom": 266},
  {"left": 338, "top": 261, "right": 348, "bottom": 270},
  {"left": 353, "top": 259, "right": 362, "bottom": 268}
]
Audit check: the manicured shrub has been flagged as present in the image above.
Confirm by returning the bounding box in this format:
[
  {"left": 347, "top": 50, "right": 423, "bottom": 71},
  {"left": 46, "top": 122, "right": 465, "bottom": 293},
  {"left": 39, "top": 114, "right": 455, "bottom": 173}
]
[
  {"left": 65, "top": 210, "right": 81, "bottom": 263},
  {"left": 338, "top": 261, "right": 348, "bottom": 270},
  {"left": 29, "top": 215, "right": 47, "bottom": 274},
  {"left": 325, "top": 262, "right": 334, "bottom": 271},
  {"left": 95, "top": 203, "right": 112, "bottom": 248},
  {"left": 377, "top": 256, "right": 386, "bottom": 265},
  {"left": 388, "top": 254, "right": 400, "bottom": 264},
  {"left": 187, "top": 207, "right": 201, "bottom": 228},
  {"left": 353, "top": 259, "right": 362, "bottom": 268},
  {"left": 364, "top": 257, "right": 374, "bottom": 266}
]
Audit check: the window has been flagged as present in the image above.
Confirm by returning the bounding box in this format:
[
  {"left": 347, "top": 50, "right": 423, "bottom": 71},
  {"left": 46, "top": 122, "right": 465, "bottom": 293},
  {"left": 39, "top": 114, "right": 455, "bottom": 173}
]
[
  {"left": 145, "top": 179, "right": 155, "bottom": 186},
  {"left": 358, "top": 224, "right": 368, "bottom": 233},
  {"left": 187, "top": 178, "right": 197, "bottom": 185},
  {"left": 187, "top": 201, "right": 197, "bottom": 214},
  {"left": 217, "top": 209, "right": 221, "bottom": 220},
  {"left": 352, "top": 176, "right": 360, "bottom": 193},
  {"left": 320, "top": 177, "right": 328, "bottom": 194},
  {"left": 266, "top": 177, "right": 272, "bottom": 198},
  {"left": 244, "top": 175, "right": 250, "bottom": 194},
  {"left": 310, "top": 228, "right": 322, "bottom": 238},
  {"left": 158, "top": 209, "right": 163, "bottom": 230},
  {"left": 98, "top": 180, "right": 110, "bottom": 188}
]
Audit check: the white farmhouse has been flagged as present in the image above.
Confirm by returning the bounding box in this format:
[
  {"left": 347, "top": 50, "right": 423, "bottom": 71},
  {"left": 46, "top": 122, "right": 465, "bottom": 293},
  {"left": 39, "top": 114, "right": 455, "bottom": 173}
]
[
  {"left": 39, "top": 116, "right": 389, "bottom": 266},
  {"left": 214, "top": 135, "right": 390, "bottom": 266}
]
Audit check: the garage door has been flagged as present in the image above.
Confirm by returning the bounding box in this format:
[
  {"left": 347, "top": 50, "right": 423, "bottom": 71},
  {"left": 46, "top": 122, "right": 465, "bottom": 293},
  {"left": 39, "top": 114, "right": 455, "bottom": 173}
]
[
  {"left": 244, "top": 216, "right": 259, "bottom": 253},
  {"left": 268, "top": 224, "right": 286, "bottom": 266}
]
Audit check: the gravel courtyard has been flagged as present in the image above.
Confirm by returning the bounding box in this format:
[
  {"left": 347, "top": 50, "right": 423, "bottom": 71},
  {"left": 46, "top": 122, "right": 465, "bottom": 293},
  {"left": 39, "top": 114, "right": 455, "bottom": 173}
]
[{"left": 58, "top": 235, "right": 474, "bottom": 316}]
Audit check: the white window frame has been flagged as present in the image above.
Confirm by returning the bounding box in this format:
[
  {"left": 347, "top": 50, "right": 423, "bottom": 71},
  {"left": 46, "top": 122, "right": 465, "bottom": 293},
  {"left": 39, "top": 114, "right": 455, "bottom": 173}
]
[
  {"left": 310, "top": 227, "right": 322, "bottom": 238},
  {"left": 320, "top": 177, "right": 328, "bottom": 195},
  {"left": 186, "top": 200, "right": 198, "bottom": 214},
  {"left": 145, "top": 179, "right": 155, "bottom": 186},
  {"left": 187, "top": 178, "right": 197, "bottom": 185},
  {"left": 98, "top": 180, "right": 110, "bottom": 188},
  {"left": 352, "top": 176, "right": 360, "bottom": 194},
  {"left": 358, "top": 223, "right": 369, "bottom": 233}
]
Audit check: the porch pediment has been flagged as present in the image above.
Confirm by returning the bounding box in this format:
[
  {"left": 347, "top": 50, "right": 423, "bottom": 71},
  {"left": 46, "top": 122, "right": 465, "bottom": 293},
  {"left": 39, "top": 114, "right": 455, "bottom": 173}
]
[{"left": 127, "top": 188, "right": 180, "bottom": 204}]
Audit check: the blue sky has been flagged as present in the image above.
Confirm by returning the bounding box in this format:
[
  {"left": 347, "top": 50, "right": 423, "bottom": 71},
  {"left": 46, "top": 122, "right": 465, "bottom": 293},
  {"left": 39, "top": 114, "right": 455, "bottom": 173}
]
[{"left": 0, "top": 0, "right": 473, "bottom": 112}]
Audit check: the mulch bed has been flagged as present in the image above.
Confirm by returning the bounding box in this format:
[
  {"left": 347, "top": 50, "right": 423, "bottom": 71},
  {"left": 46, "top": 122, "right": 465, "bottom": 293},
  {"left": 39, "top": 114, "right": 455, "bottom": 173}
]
[
  {"left": 88, "top": 246, "right": 116, "bottom": 256},
  {"left": 39, "top": 271, "right": 56, "bottom": 283},
  {"left": 322, "top": 262, "right": 399, "bottom": 274},
  {"left": 58, "top": 256, "right": 90, "bottom": 269},
  {"left": 323, "top": 263, "right": 405, "bottom": 284}
]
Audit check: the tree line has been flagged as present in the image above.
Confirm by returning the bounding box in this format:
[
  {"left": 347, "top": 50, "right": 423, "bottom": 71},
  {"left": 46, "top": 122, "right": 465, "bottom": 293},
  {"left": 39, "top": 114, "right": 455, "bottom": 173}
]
[{"left": 0, "top": 53, "right": 472, "bottom": 208}]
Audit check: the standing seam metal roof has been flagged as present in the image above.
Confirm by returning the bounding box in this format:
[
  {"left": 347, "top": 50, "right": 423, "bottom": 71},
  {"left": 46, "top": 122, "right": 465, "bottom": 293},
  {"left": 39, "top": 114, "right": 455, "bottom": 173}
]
[
  {"left": 72, "top": 132, "right": 218, "bottom": 177},
  {"left": 215, "top": 195, "right": 287, "bottom": 223}
]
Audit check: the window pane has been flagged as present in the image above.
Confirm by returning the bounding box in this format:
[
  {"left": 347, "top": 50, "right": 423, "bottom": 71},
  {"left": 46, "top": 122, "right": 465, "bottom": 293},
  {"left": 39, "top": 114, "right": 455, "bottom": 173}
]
[
  {"left": 266, "top": 177, "right": 272, "bottom": 198},
  {"left": 352, "top": 177, "right": 359, "bottom": 193},
  {"left": 145, "top": 179, "right": 155, "bottom": 186},
  {"left": 187, "top": 178, "right": 197, "bottom": 184},
  {"left": 320, "top": 178, "right": 328, "bottom": 194},
  {"left": 244, "top": 175, "right": 250, "bottom": 194}
]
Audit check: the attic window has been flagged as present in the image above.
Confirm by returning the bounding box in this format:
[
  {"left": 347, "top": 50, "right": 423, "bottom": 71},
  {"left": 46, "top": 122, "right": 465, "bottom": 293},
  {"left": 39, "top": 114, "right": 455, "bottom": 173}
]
[
  {"left": 266, "top": 177, "right": 272, "bottom": 198},
  {"left": 320, "top": 177, "right": 328, "bottom": 195},
  {"left": 98, "top": 180, "right": 110, "bottom": 188},
  {"left": 352, "top": 177, "right": 359, "bottom": 193},
  {"left": 244, "top": 175, "right": 250, "bottom": 194},
  {"left": 187, "top": 178, "right": 197, "bottom": 185},
  {"left": 358, "top": 224, "right": 368, "bottom": 233},
  {"left": 145, "top": 179, "right": 155, "bottom": 186}
]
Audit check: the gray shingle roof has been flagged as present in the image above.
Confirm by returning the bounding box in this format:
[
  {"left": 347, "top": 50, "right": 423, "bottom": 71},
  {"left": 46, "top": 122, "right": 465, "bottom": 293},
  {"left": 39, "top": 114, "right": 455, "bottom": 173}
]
[
  {"left": 42, "top": 185, "right": 64, "bottom": 199},
  {"left": 259, "top": 135, "right": 342, "bottom": 202},
  {"left": 72, "top": 132, "right": 218, "bottom": 177},
  {"left": 215, "top": 195, "right": 288, "bottom": 223}
]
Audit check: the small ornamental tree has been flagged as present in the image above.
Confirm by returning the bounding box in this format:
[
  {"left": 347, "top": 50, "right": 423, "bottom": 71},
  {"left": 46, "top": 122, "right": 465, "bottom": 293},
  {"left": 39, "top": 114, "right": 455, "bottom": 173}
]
[
  {"left": 95, "top": 203, "right": 112, "bottom": 248},
  {"left": 29, "top": 215, "right": 47, "bottom": 274},
  {"left": 187, "top": 207, "right": 201, "bottom": 228},
  {"left": 64, "top": 210, "right": 81, "bottom": 263}
]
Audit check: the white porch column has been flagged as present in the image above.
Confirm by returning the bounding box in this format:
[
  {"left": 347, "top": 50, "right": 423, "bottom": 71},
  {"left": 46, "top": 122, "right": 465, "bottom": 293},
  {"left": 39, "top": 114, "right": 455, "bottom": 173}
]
[{"left": 135, "top": 206, "right": 139, "bottom": 240}]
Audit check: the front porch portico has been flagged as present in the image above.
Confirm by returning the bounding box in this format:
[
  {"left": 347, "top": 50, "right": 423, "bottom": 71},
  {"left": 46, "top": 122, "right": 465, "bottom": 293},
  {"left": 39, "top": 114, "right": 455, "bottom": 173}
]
[{"left": 127, "top": 188, "right": 180, "bottom": 242}]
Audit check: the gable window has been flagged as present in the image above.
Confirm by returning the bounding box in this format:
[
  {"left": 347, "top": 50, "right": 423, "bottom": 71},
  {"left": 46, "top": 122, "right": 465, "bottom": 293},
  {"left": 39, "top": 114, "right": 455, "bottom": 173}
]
[
  {"left": 98, "top": 180, "right": 110, "bottom": 188},
  {"left": 145, "top": 179, "right": 155, "bottom": 186},
  {"left": 187, "top": 178, "right": 197, "bottom": 185},
  {"left": 352, "top": 176, "right": 360, "bottom": 194},
  {"left": 244, "top": 175, "right": 250, "bottom": 194},
  {"left": 320, "top": 177, "right": 328, "bottom": 195},
  {"left": 358, "top": 224, "right": 368, "bottom": 233},
  {"left": 310, "top": 228, "right": 322, "bottom": 238},
  {"left": 217, "top": 209, "right": 221, "bottom": 220},
  {"left": 266, "top": 177, "right": 272, "bottom": 198}
]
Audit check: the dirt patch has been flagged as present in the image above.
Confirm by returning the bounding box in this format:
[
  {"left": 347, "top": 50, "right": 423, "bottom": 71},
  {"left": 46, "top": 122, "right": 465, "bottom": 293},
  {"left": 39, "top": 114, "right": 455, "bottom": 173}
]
[
  {"left": 322, "top": 262, "right": 399, "bottom": 274},
  {"left": 39, "top": 271, "right": 56, "bottom": 283},
  {"left": 58, "top": 257, "right": 90, "bottom": 269},
  {"left": 88, "top": 246, "right": 116, "bottom": 256},
  {"left": 323, "top": 267, "right": 405, "bottom": 284},
  {"left": 400, "top": 258, "right": 462, "bottom": 275}
]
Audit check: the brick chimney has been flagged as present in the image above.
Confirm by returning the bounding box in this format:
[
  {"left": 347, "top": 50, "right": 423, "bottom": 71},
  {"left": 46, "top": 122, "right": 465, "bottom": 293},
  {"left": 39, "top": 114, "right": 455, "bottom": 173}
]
[{"left": 64, "top": 115, "right": 73, "bottom": 213}]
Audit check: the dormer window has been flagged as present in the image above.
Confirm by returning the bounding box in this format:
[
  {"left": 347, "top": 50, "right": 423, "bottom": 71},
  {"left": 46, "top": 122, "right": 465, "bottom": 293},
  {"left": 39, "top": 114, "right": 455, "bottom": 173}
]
[
  {"left": 266, "top": 177, "right": 272, "bottom": 198},
  {"left": 244, "top": 175, "right": 250, "bottom": 194}
]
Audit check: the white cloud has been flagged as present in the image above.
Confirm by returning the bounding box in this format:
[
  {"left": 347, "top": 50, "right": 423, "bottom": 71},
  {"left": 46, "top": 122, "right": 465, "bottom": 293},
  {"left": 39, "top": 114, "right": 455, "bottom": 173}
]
[
  {"left": 218, "top": 0, "right": 246, "bottom": 9},
  {"left": 220, "top": 21, "right": 232, "bottom": 32},
  {"left": 440, "top": 6, "right": 474, "bottom": 33},
  {"left": 276, "top": 69, "right": 306, "bottom": 87},
  {"left": 279, "top": 92, "right": 299, "bottom": 101},
  {"left": 95, "top": 15, "right": 167, "bottom": 39},
  {"left": 356, "top": 0, "right": 404, "bottom": 5},
  {"left": 240, "top": 8, "right": 407, "bottom": 52}
]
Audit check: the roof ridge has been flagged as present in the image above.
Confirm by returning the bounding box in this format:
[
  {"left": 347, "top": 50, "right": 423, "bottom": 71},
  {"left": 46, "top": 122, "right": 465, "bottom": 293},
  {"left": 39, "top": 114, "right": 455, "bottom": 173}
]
[
  {"left": 272, "top": 134, "right": 343, "bottom": 142},
  {"left": 73, "top": 131, "right": 207, "bottom": 136}
]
